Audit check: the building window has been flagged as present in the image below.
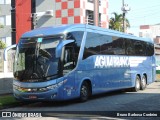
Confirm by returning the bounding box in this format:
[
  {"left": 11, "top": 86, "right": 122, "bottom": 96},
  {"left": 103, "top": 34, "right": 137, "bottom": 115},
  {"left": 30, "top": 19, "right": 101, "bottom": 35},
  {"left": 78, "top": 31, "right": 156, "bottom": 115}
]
[
  {"left": 86, "top": 10, "right": 101, "bottom": 26},
  {"left": 0, "top": 0, "right": 11, "bottom": 4},
  {"left": 6, "top": 15, "right": 11, "bottom": 26},
  {"left": 86, "top": 10, "right": 94, "bottom": 25},
  {"left": 88, "top": 0, "right": 93, "bottom": 3},
  {"left": 0, "top": 16, "right": 5, "bottom": 26},
  {"left": 87, "top": 0, "right": 101, "bottom": 5},
  {"left": 0, "top": 0, "right": 5, "bottom": 4},
  {"left": 0, "top": 15, "right": 11, "bottom": 26},
  {"left": 5, "top": 0, "right": 11, "bottom": 4}
]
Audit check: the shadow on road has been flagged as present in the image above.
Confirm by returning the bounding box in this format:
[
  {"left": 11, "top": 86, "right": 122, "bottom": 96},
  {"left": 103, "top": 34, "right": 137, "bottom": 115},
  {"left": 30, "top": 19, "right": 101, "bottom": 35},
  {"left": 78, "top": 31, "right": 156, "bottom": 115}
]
[{"left": 30, "top": 90, "right": 125, "bottom": 107}]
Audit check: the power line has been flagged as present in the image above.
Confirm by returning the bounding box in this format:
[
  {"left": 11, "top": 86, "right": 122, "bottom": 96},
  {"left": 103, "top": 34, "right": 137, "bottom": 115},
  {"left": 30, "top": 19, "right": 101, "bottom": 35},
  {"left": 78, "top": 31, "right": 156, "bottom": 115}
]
[
  {"left": 109, "top": 8, "right": 160, "bottom": 19},
  {"left": 129, "top": 4, "right": 160, "bottom": 12},
  {"left": 129, "top": 12, "right": 160, "bottom": 20},
  {"left": 129, "top": 9, "right": 160, "bottom": 17}
]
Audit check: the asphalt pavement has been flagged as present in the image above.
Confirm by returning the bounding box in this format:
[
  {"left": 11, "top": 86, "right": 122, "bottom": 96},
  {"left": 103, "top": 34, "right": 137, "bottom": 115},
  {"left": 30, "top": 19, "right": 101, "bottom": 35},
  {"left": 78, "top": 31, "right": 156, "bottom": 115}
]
[{"left": 1, "top": 81, "right": 160, "bottom": 120}]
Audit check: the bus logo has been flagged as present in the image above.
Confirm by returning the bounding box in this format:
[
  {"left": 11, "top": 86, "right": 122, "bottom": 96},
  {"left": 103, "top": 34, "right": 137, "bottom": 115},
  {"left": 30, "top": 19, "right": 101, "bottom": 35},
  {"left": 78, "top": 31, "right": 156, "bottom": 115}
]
[{"left": 94, "top": 56, "right": 130, "bottom": 68}]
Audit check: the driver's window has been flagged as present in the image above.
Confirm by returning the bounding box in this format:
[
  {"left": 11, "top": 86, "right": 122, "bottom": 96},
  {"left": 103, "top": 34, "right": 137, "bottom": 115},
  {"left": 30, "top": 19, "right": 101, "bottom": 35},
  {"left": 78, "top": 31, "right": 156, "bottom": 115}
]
[{"left": 63, "top": 45, "right": 75, "bottom": 75}]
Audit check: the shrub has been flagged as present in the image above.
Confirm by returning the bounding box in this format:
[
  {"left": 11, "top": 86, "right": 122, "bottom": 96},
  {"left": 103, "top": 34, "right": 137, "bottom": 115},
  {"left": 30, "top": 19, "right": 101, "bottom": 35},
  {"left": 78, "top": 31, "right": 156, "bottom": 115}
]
[{"left": 0, "top": 40, "right": 6, "bottom": 49}]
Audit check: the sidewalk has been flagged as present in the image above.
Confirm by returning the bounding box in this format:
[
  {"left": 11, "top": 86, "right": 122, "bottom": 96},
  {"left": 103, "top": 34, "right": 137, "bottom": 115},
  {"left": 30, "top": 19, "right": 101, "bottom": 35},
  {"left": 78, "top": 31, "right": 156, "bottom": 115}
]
[{"left": 0, "top": 77, "right": 13, "bottom": 95}]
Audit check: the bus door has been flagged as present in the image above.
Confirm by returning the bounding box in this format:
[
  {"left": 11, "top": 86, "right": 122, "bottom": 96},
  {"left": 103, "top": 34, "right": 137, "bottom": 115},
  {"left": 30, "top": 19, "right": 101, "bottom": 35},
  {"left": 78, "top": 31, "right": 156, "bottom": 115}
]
[{"left": 62, "top": 43, "right": 76, "bottom": 98}]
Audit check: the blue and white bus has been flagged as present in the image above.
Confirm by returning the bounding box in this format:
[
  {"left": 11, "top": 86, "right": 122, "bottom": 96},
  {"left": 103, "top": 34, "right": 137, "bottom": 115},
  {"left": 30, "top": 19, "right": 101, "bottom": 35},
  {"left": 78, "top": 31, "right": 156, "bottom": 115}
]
[{"left": 10, "top": 24, "right": 156, "bottom": 102}]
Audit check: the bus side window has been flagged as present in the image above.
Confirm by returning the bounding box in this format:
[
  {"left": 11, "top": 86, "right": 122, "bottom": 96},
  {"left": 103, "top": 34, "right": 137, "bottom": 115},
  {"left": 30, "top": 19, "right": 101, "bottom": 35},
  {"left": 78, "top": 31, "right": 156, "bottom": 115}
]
[
  {"left": 146, "top": 43, "right": 154, "bottom": 56},
  {"left": 125, "top": 39, "right": 136, "bottom": 56},
  {"left": 134, "top": 41, "right": 146, "bottom": 56},
  {"left": 63, "top": 45, "right": 75, "bottom": 75}
]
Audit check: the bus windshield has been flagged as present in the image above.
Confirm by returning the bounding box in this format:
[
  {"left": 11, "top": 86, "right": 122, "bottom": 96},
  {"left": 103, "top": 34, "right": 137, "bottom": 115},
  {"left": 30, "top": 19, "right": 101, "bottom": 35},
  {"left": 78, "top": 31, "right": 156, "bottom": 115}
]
[{"left": 14, "top": 36, "right": 62, "bottom": 82}]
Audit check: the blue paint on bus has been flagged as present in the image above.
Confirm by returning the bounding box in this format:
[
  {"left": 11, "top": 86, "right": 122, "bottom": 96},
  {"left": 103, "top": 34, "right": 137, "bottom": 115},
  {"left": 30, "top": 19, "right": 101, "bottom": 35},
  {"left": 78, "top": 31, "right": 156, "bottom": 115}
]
[{"left": 12, "top": 24, "right": 156, "bottom": 101}]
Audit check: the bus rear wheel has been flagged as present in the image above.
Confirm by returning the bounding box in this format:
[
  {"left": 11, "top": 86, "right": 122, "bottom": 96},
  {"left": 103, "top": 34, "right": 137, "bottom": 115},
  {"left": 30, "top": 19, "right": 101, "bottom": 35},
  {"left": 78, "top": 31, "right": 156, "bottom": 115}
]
[
  {"left": 140, "top": 75, "right": 147, "bottom": 90},
  {"left": 133, "top": 76, "right": 141, "bottom": 92},
  {"left": 80, "top": 81, "right": 89, "bottom": 102}
]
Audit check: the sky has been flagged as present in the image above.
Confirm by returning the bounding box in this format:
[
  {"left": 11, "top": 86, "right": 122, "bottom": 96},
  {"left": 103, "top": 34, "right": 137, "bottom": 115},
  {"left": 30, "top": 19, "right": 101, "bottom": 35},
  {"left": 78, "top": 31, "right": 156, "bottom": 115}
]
[{"left": 108, "top": 0, "right": 160, "bottom": 36}]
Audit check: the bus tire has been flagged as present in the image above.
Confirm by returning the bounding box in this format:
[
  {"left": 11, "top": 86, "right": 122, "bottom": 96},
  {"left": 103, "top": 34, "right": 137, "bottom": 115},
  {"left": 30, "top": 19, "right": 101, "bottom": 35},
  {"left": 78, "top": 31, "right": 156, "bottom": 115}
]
[
  {"left": 133, "top": 75, "right": 141, "bottom": 92},
  {"left": 140, "top": 75, "right": 147, "bottom": 90},
  {"left": 80, "top": 81, "right": 89, "bottom": 102}
]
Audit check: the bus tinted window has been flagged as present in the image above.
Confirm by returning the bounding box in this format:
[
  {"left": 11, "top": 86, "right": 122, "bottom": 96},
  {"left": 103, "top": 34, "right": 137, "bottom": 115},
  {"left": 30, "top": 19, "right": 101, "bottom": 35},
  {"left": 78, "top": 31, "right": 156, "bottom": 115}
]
[
  {"left": 146, "top": 42, "right": 154, "bottom": 56},
  {"left": 100, "top": 37, "right": 126, "bottom": 55},
  {"left": 134, "top": 41, "right": 146, "bottom": 56},
  {"left": 125, "top": 39, "right": 146, "bottom": 56},
  {"left": 62, "top": 31, "right": 84, "bottom": 75},
  {"left": 66, "top": 31, "right": 84, "bottom": 60},
  {"left": 83, "top": 32, "right": 154, "bottom": 59},
  {"left": 83, "top": 32, "right": 112, "bottom": 59},
  {"left": 125, "top": 39, "right": 135, "bottom": 55},
  {"left": 125, "top": 39, "right": 153, "bottom": 56},
  {"left": 83, "top": 33, "right": 126, "bottom": 59}
]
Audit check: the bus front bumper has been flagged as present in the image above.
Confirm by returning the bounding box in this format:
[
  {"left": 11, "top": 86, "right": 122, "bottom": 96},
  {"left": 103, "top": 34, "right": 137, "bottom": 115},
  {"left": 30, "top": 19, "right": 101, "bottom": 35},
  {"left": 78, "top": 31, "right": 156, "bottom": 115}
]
[
  {"left": 13, "top": 79, "right": 66, "bottom": 101},
  {"left": 13, "top": 89, "right": 62, "bottom": 101}
]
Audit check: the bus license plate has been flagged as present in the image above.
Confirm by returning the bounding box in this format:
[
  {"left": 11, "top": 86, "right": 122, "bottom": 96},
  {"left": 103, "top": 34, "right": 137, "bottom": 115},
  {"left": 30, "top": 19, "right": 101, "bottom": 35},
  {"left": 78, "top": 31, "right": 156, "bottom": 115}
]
[{"left": 29, "top": 95, "right": 37, "bottom": 99}]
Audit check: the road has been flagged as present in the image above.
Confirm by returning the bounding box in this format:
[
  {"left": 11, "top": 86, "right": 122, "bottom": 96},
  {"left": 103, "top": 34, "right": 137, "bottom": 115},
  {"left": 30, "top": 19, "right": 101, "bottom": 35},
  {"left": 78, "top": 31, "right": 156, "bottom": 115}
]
[{"left": 1, "top": 82, "right": 160, "bottom": 120}]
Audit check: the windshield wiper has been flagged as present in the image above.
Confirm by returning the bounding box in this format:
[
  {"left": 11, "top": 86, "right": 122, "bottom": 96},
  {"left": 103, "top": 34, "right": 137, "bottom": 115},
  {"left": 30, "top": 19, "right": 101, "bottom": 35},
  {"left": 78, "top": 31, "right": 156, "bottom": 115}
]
[{"left": 43, "top": 74, "right": 58, "bottom": 80}]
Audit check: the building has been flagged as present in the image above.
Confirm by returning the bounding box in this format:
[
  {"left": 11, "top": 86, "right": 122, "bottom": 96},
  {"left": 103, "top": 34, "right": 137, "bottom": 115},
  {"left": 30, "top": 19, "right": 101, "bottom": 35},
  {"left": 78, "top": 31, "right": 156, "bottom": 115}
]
[
  {"left": 11, "top": 0, "right": 109, "bottom": 44},
  {"left": 139, "top": 24, "right": 160, "bottom": 44},
  {"left": 0, "top": 0, "right": 11, "bottom": 46}
]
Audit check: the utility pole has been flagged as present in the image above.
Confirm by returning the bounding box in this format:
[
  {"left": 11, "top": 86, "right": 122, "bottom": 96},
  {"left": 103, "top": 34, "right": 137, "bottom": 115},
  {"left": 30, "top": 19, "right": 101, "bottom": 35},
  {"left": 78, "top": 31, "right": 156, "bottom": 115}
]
[
  {"left": 121, "top": 0, "right": 130, "bottom": 33},
  {"left": 122, "top": 0, "right": 125, "bottom": 33},
  {"left": 94, "top": 0, "right": 99, "bottom": 26}
]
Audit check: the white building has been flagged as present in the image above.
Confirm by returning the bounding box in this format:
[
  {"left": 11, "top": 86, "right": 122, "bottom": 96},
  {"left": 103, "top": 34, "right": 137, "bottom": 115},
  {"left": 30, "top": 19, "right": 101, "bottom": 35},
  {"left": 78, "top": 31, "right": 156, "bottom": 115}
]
[
  {"left": 0, "top": 0, "right": 11, "bottom": 46},
  {"left": 35, "top": 0, "right": 109, "bottom": 28},
  {"left": 139, "top": 24, "right": 160, "bottom": 44}
]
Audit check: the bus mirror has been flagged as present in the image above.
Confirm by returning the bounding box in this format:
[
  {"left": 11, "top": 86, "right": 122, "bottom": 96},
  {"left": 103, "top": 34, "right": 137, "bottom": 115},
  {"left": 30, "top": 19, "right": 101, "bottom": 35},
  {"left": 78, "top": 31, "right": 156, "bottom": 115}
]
[
  {"left": 56, "top": 40, "right": 74, "bottom": 58},
  {"left": 4, "top": 44, "right": 17, "bottom": 61}
]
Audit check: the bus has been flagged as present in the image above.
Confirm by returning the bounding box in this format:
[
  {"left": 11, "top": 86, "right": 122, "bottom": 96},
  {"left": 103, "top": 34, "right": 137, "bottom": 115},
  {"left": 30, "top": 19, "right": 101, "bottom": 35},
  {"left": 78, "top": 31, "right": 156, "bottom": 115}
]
[{"left": 8, "top": 24, "right": 156, "bottom": 102}]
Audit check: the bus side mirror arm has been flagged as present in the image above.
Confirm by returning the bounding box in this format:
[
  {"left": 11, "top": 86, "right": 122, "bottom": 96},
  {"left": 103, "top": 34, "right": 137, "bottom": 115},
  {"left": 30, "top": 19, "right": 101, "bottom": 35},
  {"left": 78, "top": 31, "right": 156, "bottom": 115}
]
[
  {"left": 56, "top": 40, "right": 74, "bottom": 58},
  {"left": 4, "top": 44, "right": 17, "bottom": 61}
]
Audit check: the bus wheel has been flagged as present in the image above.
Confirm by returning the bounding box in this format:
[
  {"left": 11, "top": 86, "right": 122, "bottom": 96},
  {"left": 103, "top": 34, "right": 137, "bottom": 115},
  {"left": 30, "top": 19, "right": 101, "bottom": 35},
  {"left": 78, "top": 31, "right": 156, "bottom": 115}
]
[
  {"left": 140, "top": 75, "right": 147, "bottom": 90},
  {"left": 133, "top": 76, "right": 141, "bottom": 92},
  {"left": 80, "top": 81, "right": 89, "bottom": 102}
]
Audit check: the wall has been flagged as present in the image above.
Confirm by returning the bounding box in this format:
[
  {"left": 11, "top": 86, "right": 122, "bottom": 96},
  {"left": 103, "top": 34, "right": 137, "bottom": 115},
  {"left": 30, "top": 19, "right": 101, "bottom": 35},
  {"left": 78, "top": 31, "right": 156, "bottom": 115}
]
[
  {"left": 36, "top": 0, "right": 108, "bottom": 28},
  {"left": 36, "top": 0, "right": 55, "bottom": 28},
  {"left": 15, "top": 0, "right": 32, "bottom": 43}
]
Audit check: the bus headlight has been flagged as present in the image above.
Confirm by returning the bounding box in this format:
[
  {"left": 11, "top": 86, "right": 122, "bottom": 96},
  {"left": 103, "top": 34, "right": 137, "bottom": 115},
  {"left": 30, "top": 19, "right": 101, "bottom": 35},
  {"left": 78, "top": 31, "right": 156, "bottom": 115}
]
[
  {"left": 46, "top": 84, "right": 58, "bottom": 90},
  {"left": 39, "top": 87, "right": 48, "bottom": 92},
  {"left": 13, "top": 84, "right": 19, "bottom": 90}
]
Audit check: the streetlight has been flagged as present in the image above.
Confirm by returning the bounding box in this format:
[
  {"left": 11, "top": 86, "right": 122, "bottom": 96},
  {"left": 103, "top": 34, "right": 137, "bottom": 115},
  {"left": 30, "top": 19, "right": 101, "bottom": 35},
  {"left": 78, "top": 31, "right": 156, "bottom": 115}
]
[{"left": 121, "top": 0, "right": 130, "bottom": 33}]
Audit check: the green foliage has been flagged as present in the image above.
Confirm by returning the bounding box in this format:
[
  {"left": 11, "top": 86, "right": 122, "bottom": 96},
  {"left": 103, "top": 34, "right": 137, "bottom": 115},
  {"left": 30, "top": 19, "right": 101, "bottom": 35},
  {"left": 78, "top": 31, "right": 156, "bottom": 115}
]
[
  {"left": 0, "top": 24, "right": 4, "bottom": 28},
  {"left": 0, "top": 40, "right": 6, "bottom": 49},
  {"left": 0, "top": 95, "right": 19, "bottom": 108},
  {"left": 109, "top": 12, "right": 130, "bottom": 32}
]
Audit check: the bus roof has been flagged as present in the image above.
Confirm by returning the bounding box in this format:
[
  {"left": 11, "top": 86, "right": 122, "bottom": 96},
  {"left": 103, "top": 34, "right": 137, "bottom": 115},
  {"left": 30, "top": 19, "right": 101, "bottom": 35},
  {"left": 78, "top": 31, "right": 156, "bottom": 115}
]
[
  {"left": 21, "top": 24, "right": 85, "bottom": 38},
  {"left": 21, "top": 24, "right": 153, "bottom": 43}
]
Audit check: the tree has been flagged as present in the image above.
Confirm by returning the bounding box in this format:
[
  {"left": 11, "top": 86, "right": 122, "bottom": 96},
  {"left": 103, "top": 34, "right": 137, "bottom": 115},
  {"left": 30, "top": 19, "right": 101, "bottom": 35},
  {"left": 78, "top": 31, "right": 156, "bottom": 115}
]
[
  {"left": 0, "top": 40, "right": 6, "bottom": 49},
  {"left": 109, "top": 12, "right": 130, "bottom": 32}
]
